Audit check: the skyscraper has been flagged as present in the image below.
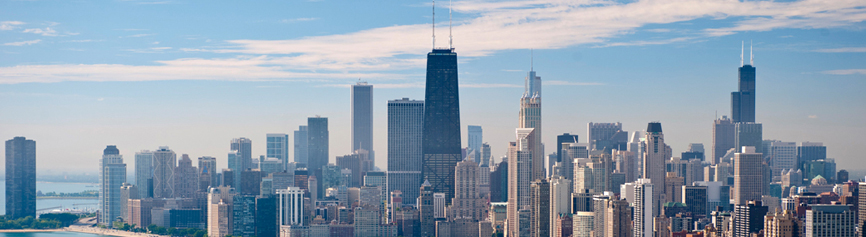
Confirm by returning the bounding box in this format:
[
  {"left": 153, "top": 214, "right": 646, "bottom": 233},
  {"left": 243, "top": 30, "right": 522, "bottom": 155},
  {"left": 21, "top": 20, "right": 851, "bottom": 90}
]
[
  {"left": 266, "top": 133, "right": 289, "bottom": 171},
  {"left": 387, "top": 98, "right": 424, "bottom": 206},
  {"left": 798, "top": 142, "right": 826, "bottom": 172},
  {"left": 293, "top": 126, "right": 308, "bottom": 166},
  {"left": 173, "top": 154, "right": 198, "bottom": 198},
  {"left": 231, "top": 137, "right": 253, "bottom": 172},
  {"left": 588, "top": 122, "right": 625, "bottom": 151},
  {"left": 643, "top": 122, "right": 666, "bottom": 216},
  {"left": 734, "top": 146, "right": 763, "bottom": 205},
  {"left": 5, "top": 137, "right": 36, "bottom": 219},
  {"left": 450, "top": 159, "right": 484, "bottom": 220},
  {"left": 605, "top": 198, "right": 633, "bottom": 237},
  {"left": 766, "top": 141, "right": 797, "bottom": 178},
  {"left": 555, "top": 133, "right": 579, "bottom": 175},
  {"left": 519, "top": 68, "right": 544, "bottom": 181},
  {"left": 351, "top": 82, "right": 374, "bottom": 160},
  {"left": 228, "top": 151, "right": 242, "bottom": 188},
  {"left": 735, "top": 122, "right": 763, "bottom": 153},
  {"left": 134, "top": 150, "right": 153, "bottom": 198},
  {"left": 198, "top": 156, "right": 217, "bottom": 191},
  {"left": 152, "top": 146, "right": 176, "bottom": 198},
  {"left": 508, "top": 128, "right": 537, "bottom": 237},
  {"left": 421, "top": 48, "right": 462, "bottom": 204},
  {"left": 308, "top": 116, "right": 329, "bottom": 197},
  {"left": 732, "top": 50, "right": 756, "bottom": 123},
  {"left": 732, "top": 200, "right": 768, "bottom": 237},
  {"left": 100, "top": 145, "right": 126, "bottom": 225},
  {"left": 468, "top": 125, "right": 483, "bottom": 163},
  {"left": 530, "top": 179, "right": 550, "bottom": 237},
  {"left": 633, "top": 178, "right": 653, "bottom": 237},
  {"left": 418, "top": 180, "right": 435, "bottom": 237}
]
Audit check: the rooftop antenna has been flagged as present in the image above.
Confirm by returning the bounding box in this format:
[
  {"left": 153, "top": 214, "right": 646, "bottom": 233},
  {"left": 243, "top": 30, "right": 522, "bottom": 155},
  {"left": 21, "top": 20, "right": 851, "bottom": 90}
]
[
  {"left": 449, "top": 0, "right": 452, "bottom": 49},
  {"left": 531, "top": 49, "right": 534, "bottom": 71},
  {"left": 750, "top": 40, "right": 754, "bottom": 66},
  {"left": 432, "top": 0, "right": 435, "bottom": 49},
  {"left": 740, "top": 41, "right": 744, "bottom": 67}
]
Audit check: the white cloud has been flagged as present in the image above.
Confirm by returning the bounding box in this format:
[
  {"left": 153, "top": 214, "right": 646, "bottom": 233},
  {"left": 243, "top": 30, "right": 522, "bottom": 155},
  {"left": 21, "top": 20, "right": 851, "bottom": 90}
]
[
  {"left": 123, "top": 33, "right": 155, "bottom": 38},
  {"left": 23, "top": 27, "right": 58, "bottom": 36},
  {"left": 3, "top": 0, "right": 866, "bottom": 83},
  {"left": 813, "top": 47, "right": 866, "bottom": 53},
  {"left": 0, "top": 21, "right": 25, "bottom": 30},
  {"left": 4, "top": 39, "right": 42, "bottom": 46},
  {"left": 822, "top": 69, "right": 866, "bottom": 75},
  {"left": 808, "top": 115, "right": 818, "bottom": 119}
]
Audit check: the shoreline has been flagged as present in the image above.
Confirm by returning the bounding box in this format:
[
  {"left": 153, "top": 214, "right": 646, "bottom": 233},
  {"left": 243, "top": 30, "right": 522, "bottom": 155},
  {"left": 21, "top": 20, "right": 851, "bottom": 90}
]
[{"left": 65, "top": 226, "right": 166, "bottom": 237}]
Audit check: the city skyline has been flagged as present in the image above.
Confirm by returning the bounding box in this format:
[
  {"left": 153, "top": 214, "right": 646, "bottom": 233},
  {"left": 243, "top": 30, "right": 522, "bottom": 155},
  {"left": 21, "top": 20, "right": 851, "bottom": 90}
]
[{"left": 2, "top": 0, "right": 866, "bottom": 173}]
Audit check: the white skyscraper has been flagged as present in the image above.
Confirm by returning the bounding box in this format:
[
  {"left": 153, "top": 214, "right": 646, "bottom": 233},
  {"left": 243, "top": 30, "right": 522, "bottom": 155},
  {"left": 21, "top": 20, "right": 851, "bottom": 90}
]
[
  {"left": 549, "top": 176, "right": 571, "bottom": 234},
  {"left": 266, "top": 133, "right": 290, "bottom": 171},
  {"left": 633, "top": 178, "right": 653, "bottom": 237},
  {"left": 99, "top": 145, "right": 126, "bottom": 225},
  {"left": 152, "top": 146, "right": 176, "bottom": 199},
  {"left": 508, "top": 128, "right": 537, "bottom": 237},
  {"left": 519, "top": 68, "right": 544, "bottom": 181},
  {"left": 278, "top": 187, "right": 305, "bottom": 226}
]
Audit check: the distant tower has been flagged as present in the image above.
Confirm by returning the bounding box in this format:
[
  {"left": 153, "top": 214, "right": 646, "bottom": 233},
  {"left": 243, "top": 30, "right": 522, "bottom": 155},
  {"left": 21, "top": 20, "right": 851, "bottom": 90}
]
[
  {"left": 266, "top": 133, "right": 289, "bottom": 171},
  {"left": 99, "top": 145, "right": 126, "bottom": 225},
  {"left": 134, "top": 150, "right": 154, "bottom": 198},
  {"left": 712, "top": 116, "right": 735, "bottom": 164},
  {"left": 735, "top": 122, "right": 763, "bottom": 154},
  {"left": 308, "top": 116, "right": 329, "bottom": 197},
  {"left": 418, "top": 180, "right": 435, "bottom": 237},
  {"left": 293, "top": 126, "right": 309, "bottom": 166},
  {"left": 351, "top": 82, "right": 374, "bottom": 160},
  {"left": 468, "top": 125, "right": 483, "bottom": 163},
  {"left": 387, "top": 98, "right": 424, "bottom": 206},
  {"left": 734, "top": 146, "right": 763, "bottom": 205},
  {"left": 732, "top": 42, "right": 757, "bottom": 123},
  {"left": 231, "top": 137, "right": 253, "bottom": 172},
  {"left": 508, "top": 128, "right": 538, "bottom": 237},
  {"left": 198, "top": 156, "right": 217, "bottom": 191},
  {"left": 643, "top": 122, "right": 666, "bottom": 216},
  {"left": 519, "top": 65, "right": 544, "bottom": 181},
  {"left": 173, "top": 154, "right": 198, "bottom": 198},
  {"left": 152, "top": 146, "right": 176, "bottom": 198},
  {"left": 530, "top": 179, "right": 550, "bottom": 237},
  {"left": 5, "top": 137, "right": 36, "bottom": 219}
]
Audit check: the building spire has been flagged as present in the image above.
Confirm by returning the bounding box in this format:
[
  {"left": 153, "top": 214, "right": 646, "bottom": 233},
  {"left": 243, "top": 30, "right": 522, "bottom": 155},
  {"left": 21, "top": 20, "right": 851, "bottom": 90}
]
[
  {"left": 750, "top": 40, "right": 754, "bottom": 66},
  {"left": 530, "top": 48, "right": 534, "bottom": 71},
  {"left": 740, "top": 41, "right": 744, "bottom": 67},
  {"left": 432, "top": 0, "right": 435, "bottom": 49}
]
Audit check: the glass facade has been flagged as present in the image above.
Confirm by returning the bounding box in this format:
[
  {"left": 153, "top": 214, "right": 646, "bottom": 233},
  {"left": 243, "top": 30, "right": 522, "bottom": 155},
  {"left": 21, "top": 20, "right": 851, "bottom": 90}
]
[{"left": 421, "top": 48, "right": 462, "bottom": 203}]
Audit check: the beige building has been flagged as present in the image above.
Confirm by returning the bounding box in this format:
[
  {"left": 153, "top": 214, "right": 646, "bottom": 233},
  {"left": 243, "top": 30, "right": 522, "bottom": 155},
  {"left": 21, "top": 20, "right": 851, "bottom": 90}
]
[
  {"left": 764, "top": 209, "right": 802, "bottom": 237},
  {"left": 734, "top": 146, "right": 763, "bottom": 205}
]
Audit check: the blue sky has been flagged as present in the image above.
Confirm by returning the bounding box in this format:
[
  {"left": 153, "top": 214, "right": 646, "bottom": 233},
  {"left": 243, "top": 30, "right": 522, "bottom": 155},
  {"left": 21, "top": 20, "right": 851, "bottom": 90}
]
[{"left": 1, "top": 0, "right": 865, "bottom": 174}]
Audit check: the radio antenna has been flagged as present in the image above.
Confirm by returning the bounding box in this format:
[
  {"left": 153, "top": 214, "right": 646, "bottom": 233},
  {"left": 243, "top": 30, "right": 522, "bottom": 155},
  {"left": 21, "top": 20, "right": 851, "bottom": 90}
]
[
  {"left": 432, "top": 0, "right": 436, "bottom": 49},
  {"left": 449, "top": 0, "right": 453, "bottom": 49}
]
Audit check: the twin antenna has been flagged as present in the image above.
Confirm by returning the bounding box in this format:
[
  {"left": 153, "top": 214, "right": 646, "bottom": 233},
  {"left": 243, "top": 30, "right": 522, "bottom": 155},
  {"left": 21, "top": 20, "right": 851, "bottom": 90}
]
[
  {"left": 432, "top": 0, "right": 453, "bottom": 49},
  {"left": 741, "top": 40, "right": 754, "bottom": 66}
]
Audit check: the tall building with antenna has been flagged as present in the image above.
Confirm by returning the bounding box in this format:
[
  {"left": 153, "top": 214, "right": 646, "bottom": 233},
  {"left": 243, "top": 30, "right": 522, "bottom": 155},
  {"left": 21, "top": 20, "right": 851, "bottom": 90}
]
[
  {"left": 422, "top": 0, "right": 462, "bottom": 204},
  {"left": 732, "top": 41, "right": 756, "bottom": 123},
  {"left": 519, "top": 51, "right": 543, "bottom": 181}
]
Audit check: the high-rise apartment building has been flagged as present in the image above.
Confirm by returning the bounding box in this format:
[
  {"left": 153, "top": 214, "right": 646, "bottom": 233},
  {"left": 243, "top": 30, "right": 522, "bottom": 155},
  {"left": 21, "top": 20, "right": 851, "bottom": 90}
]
[
  {"left": 450, "top": 159, "right": 484, "bottom": 220},
  {"left": 508, "top": 128, "right": 537, "bottom": 237},
  {"left": 421, "top": 48, "right": 462, "bottom": 204},
  {"left": 468, "top": 125, "right": 483, "bottom": 163},
  {"left": 735, "top": 122, "right": 763, "bottom": 153},
  {"left": 231, "top": 137, "right": 253, "bottom": 172},
  {"left": 100, "top": 145, "right": 126, "bottom": 225},
  {"left": 563, "top": 142, "right": 589, "bottom": 183},
  {"left": 766, "top": 141, "right": 797, "bottom": 178},
  {"left": 293, "top": 126, "right": 308, "bottom": 166},
  {"left": 805, "top": 204, "right": 857, "bottom": 237},
  {"left": 643, "top": 122, "right": 666, "bottom": 216},
  {"left": 734, "top": 146, "right": 763, "bottom": 205},
  {"left": 5, "top": 137, "right": 36, "bottom": 219},
  {"left": 798, "top": 142, "right": 826, "bottom": 172},
  {"left": 732, "top": 57, "right": 756, "bottom": 123},
  {"left": 266, "top": 133, "right": 289, "bottom": 171},
  {"left": 549, "top": 176, "right": 571, "bottom": 234},
  {"left": 555, "top": 133, "right": 579, "bottom": 178},
  {"left": 351, "top": 82, "right": 374, "bottom": 160},
  {"left": 530, "top": 179, "right": 550, "bottom": 237},
  {"left": 633, "top": 179, "right": 653, "bottom": 237},
  {"left": 152, "top": 146, "right": 176, "bottom": 198},
  {"left": 733, "top": 200, "right": 768, "bottom": 237},
  {"left": 278, "top": 187, "right": 305, "bottom": 226},
  {"left": 208, "top": 186, "right": 234, "bottom": 237},
  {"left": 418, "top": 180, "right": 435, "bottom": 237},
  {"left": 227, "top": 151, "right": 243, "bottom": 189},
  {"left": 605, "top": 198, "right": 632, "bottom": 237},
  {"left": 387, "top": 98, "right": 424, "bottom": 206},
  {"left": 764, "top": 209, "right": 801, "bottom": 237},
  {"left": 134, "top": 150, "right": 153, "bottom": 198}
]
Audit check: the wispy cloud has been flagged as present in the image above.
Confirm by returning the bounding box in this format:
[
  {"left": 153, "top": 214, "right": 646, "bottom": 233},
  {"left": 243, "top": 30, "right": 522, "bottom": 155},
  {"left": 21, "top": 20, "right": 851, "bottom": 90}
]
[
  {"left": 122, "top": 33, "right": 155, "bottom": 38},
  {"left": 4, "top": 39, "right": 42, "bottom": 46},
  {"left": 813, "top": 47, "right": 866, "bottom": 53},
  {"left": 822, "top": 69, "right": 866, "bottom": 75},
  {"left": 0, "top": 21, "right": 25, "bottom": 30},
  {"left": 23, "top": 27, "right": 58, "bottom": 36},
  {"left": 124, "top": 47, "right": 173, "bottom": 53},
  {"left": 65, "top": 39, "right": 103, "bottom": 43},
  {"left": 599, "top": 37, "right": 697, "bottom": 47},
  {"left": 280, "top": 18, "right": 319, "bottom": 23}
]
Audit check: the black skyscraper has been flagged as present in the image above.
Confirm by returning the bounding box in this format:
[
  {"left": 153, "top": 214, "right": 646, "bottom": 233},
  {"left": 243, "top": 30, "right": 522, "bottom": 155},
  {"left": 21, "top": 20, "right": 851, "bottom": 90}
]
[
  {"left": 5, "top": 137, "right": 36, "bottom": 219},
  {"left": 421, "top": 48, "right": 461, "bottom": 203},
  {"left": 307, "top": 116, "right": 328, "bottom": 197},
  {"left": 732, "top": 64, "right": 756, "bottom": 123}
]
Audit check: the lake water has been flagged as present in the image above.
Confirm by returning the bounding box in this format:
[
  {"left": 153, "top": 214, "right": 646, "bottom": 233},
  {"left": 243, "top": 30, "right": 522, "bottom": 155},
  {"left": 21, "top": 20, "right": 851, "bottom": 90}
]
[
  {"left": 0, "top": 181, "right": 100, "bottom": 214},
  {"left": 0, "top": 232, "right": 112, "bottom": 237}
]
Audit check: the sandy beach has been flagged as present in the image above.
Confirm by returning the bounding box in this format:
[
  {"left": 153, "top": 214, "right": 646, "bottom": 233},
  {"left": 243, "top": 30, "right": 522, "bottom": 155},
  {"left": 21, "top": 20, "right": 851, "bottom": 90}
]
[{"left": 64, "top": 226, "right": 166, "bottom": 237}]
